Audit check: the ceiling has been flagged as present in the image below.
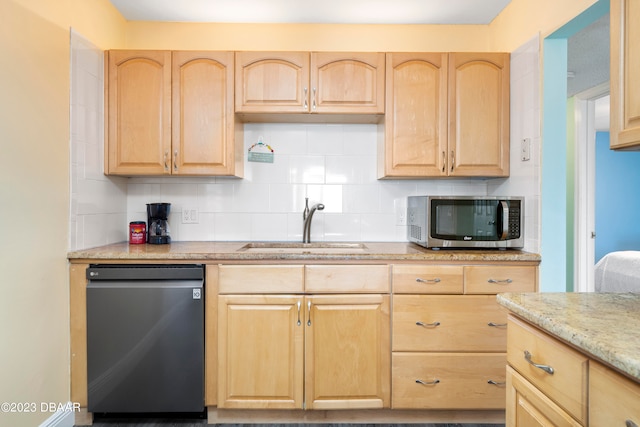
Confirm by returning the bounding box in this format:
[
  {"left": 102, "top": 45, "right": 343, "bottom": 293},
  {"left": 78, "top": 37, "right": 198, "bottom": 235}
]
[{"left": 108, "top": 0, "right": 512, "bottom": 24}]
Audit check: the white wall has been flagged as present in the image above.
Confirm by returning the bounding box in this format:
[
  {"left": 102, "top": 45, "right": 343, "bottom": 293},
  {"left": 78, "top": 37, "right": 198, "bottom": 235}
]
[
  {"left": 489, "top": 34, "right": 542, "bottom": 253},
  {"left": 69, "top": 31, "right": 127, "bottom": 250}
]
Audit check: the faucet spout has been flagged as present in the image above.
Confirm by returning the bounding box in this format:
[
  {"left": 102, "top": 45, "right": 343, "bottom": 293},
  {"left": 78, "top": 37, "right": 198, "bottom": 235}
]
[{"left": 302, "top": 201, "right": 324, "bottom": 243}]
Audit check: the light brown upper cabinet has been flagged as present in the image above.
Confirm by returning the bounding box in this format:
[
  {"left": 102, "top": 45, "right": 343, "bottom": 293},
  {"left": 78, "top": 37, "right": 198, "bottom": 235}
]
[
  {"left": 235, "top": 52, "right": 385, "bottom": 115},
  {"left": 106, "top": 50, "right": 242, "bottom": 177},
  {"left": 610, "top": 0, "right": 640, "bottom": 150},
  {"left": 379, "top": 52, "right": 510, "bottom": 178}
]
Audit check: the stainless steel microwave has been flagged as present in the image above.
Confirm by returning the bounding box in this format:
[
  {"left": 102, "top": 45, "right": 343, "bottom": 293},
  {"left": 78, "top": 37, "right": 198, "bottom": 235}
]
[{"left": 407, "top": 196, "right": 524, "bottom": 249}]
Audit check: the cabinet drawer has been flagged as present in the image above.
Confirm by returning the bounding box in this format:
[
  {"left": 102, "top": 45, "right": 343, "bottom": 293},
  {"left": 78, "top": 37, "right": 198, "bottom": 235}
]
[
  {"left": 393, "top": 295, "right": 507, "bottom": 352},
  {"left": 507, "top": 315, "right": 588, "bottom": 425},
  {"left": 392, "top": 353, "right": 506, "bottom": 409},
  {"left": 218, "top": 265, "right": 304, "bottom": 293},
  {"left": 392, "top": 265, "right": 463, "bottom": 294},
  {"left": 506, "top": 366, "right": 582, "bottom": 427},
  {"left": 305, "top": 265, "right": 389, "bottom": 293},
  {"left": 590, "top": 361, "right": 640, "bottom": 427},
  {"left": 465, "top": 265, "right": 537, "bottom": 294}
]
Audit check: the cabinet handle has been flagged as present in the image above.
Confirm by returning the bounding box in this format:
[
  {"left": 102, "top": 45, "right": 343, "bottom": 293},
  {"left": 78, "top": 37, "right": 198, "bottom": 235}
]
[
  {"left": 164, "top": 151, "right": 169, "bottom": 171},
  {"left": 304, "top": 87, "right": 308, "bottom": 109},
  {"left": 450, "top": 150, "right": 455, "bottom": 172},
  {"left": 626, "top": 420, "right": 638, "bottom": 427},
  {"left": 442, "top": 151, "right": 446, "bottom": 173},
  {"left": 488, "top": 380, "right": 506, "bottom": 386},
  {"left": 312, "top": 87, "right": 317, "bottom": 110},
  {"left": 297, "top": 301, "right": 301, "bottom": 326},
  {"left": 307, "top": 300, "right": 312, "bottom": 326},
  {"left": 524, "top": 350, "right": 554, "bottom": 375},
  {"left": 173, "top": 150, "right": 178, "bottom": 171},
  {"left": 415, "top": 379, "right": 440, "bottom": 386},
  {"left": 416, "top": 321, "right": 441, "bottom": 327},
  {"left": 488, "top": 322, "right": 507, "bottom": 327},
  {"left": 488, "top": 278, "right": 513, "bottom": 284},
  {"left": 416, "top": 277, "right": 441, "bottom": 284}
]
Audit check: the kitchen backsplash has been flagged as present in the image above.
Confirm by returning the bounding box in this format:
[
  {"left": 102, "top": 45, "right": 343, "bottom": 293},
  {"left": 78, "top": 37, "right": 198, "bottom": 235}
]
[
  {"left": 126, "top": 123, "right": 491, "bottom": 243},
  {"left": 69, "top": 32, "right": 540, "bottom": 252}
]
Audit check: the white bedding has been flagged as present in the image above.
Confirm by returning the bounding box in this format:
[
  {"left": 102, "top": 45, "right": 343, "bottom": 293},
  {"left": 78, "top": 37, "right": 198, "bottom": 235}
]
[{"left": 594, "top": 251, "right": 640, "bottom": 292}]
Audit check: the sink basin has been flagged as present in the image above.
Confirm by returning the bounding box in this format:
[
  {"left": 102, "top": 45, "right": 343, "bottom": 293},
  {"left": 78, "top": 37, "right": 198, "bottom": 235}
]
[{"left": 238, "top": 242, "right": 369, "bottom": 254}]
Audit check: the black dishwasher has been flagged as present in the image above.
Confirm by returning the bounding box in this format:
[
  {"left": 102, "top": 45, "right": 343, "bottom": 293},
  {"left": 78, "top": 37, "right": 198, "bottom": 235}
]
[{"left": 86, "top": 264, "right": 204, "bottom": 414}]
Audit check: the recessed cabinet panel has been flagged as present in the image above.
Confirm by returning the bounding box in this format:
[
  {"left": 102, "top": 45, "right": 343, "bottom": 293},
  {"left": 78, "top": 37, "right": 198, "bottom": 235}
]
[
  {"left": 506, "top": 366, "right": 582, "bottom": 427},
  {"left": 449, "top": 53, "right": 509, "bottom": 177},
  {"left": 107, "top": 50, "right": 171, "bottom": 175},
  {"left": 218, "top": 295, "right": 304, "bottom": 409},
  {"left": 311, "top": 52, "right": 385, "bottom": 114},
  {"left": 173, "top": 51, "right": 237, "bottom": 175},
  {"left": 235, "top": 52, "right": 310, "bottom": 113},
  {"left": 380, "top": 53, "right": 448, "bottom": 177},
  {"left": 305, "top": 294, "right": 390, "bottom": 409}
]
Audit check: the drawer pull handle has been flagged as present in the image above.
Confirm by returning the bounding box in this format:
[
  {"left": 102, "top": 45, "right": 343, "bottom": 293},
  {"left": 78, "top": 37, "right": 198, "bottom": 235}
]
[
  {"left": 524, "top": 350, "right": 554, "bottom": 375},
  {"left": 416, "top": 277, "right": 441, "bottom": 284},
  {"left": 488, "top": 380, "right": 506, "bottom": 386},
  {"left": 416, "top": 379, "right": 440, "bottom": 386},
  {"left": 488, "top": 322, "right": 507, "bottom": 327},
  {"left": 488, "top": 278, "right": 513, "bottom": 284},
  {"left": 626, "top": 421, "right": 638, "bottom": 427},
  {"left": 416, "top": 321, "right": 441, "bottom": 327}
]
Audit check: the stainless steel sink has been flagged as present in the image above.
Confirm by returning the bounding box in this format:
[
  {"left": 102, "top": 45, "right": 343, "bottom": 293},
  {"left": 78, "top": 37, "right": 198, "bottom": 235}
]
[{"left": 237, "top": 242, "right": 368, "bottom": 254}]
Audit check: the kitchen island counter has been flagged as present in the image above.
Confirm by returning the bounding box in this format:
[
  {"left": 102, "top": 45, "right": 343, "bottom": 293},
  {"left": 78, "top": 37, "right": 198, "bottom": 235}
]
[
  {"left": 497, "top": 292, "right": 640, "bottom": 382},
  {"left": 68, "top": 241, "right": 540, "bottom": 263}
]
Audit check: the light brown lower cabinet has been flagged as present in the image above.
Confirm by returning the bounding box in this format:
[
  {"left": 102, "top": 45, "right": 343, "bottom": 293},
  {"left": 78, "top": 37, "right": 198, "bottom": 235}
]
[
  {"left": 506, "top": 366, "right": 581, "bottom": 427},
  {"left": 506, "top": 313, "right": 640, "bottom": 427},
  {"left": 393, "top": 353, "right": 507, "bottom": 409},
  {"left": 216, "top": 265, "right": 390, "bottom": 410}
]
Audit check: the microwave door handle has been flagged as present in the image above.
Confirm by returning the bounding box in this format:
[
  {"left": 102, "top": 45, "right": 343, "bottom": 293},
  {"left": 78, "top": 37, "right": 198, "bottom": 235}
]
[{"left": 499, "top": 201, "right": 509, "bottom": 240}]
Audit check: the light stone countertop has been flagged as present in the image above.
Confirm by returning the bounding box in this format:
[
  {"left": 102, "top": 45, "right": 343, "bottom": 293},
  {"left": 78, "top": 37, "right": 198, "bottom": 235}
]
[
  {"left": 497, "top": 292, "right": 640, "bottom": 382},
  {"left": 67, "top": 241, "right": 541, "bottom": 263}
]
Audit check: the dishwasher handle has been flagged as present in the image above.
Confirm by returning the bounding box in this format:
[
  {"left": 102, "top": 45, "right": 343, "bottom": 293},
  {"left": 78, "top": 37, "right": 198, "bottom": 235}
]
[{"left": 87, "top": 264, "right": 204, "bottom": 281}]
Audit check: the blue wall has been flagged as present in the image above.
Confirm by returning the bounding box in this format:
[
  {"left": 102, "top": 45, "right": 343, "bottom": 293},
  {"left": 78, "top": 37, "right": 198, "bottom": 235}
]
[
  {"left": 595, "top": 131, "right": 640, "bottom": 262},
  {"left": 541, "top": 0, "right": 609, "bottom": 292}
]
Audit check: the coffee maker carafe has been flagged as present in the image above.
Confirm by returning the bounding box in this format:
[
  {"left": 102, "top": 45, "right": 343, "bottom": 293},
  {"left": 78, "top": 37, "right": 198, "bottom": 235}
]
[{"left": 147, "top": 203, "right": 171, "bottom": 244}]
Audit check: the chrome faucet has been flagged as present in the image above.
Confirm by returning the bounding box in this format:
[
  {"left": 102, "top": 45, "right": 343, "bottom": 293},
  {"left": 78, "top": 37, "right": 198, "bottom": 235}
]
[{"left": 302, "top": 197, "right": 324, "bottom": 243}]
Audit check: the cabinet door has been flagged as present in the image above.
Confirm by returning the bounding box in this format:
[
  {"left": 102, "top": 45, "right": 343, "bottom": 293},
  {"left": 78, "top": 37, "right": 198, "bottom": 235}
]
[
  {"left": 448, "top": 53, "right": 509, "bottom": 177},
  {"left": 506, "top": 366, "right": 582, "bottom": 427},
  {"left": 590, "top": 361, "right": 640, "bottom": 427},
  {"left": 379, "top": 53, "right": 448, "bottom": 178},
  {"left": 218, "top": 295, "right": 304, "bottom": 409},
  {"left": 235, "top": 52, "right": 310, "bottom": 113},
  {"left": 305, "top": 294, "right": 390, "bottom": 409},
  {"left": 172, "top": 51, "right": 240, "bottom": 176},
  {"left": 311, "top": 52, "right": 385, "bottom": 114},
  {"left": 611, "top": 0, "right": 640, "bottom": 149},
  {"left": 106, "top": 50, "right": 171, "bottom": 175}
]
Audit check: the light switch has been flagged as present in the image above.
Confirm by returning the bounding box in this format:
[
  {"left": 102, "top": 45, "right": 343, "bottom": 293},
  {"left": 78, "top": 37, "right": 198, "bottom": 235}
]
[{"left": 521, "top": 138, "right": 531, "bottom": 161}]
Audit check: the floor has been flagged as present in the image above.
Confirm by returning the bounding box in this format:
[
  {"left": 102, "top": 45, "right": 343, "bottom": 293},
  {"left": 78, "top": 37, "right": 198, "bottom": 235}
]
[{"left": 84, "top": 418, "right": 504, "bottom": 427}]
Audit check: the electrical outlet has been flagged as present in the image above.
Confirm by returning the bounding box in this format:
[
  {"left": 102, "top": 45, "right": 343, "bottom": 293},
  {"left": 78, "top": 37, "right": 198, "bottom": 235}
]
[
  {"left": 182, "top": 208, "right": 199, "bottom": 224},
  {"left": 395, "top": 200, "right": 407, "bottom": 226}
]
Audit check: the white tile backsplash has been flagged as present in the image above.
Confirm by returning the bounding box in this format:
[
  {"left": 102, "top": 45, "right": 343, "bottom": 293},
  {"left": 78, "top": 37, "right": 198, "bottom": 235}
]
[{"left": 70, "top": 36, "right": 541, "bottom": 250}]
